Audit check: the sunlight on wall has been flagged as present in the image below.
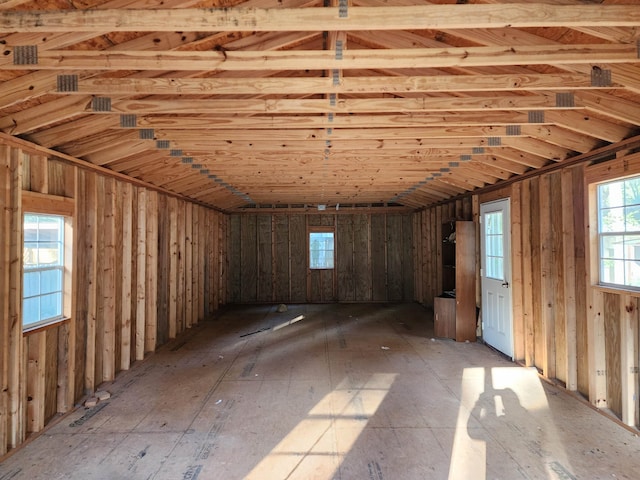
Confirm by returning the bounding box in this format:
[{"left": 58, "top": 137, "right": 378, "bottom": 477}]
[{"left": 245, "top": 373, "right": 396, "bottom": 479}]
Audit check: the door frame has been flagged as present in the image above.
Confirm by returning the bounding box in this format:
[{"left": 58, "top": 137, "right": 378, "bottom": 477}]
[{"left": 480, "top": 198, "right": 514, "bottom": 359}]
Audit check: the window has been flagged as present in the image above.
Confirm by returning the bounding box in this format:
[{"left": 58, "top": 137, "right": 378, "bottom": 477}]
[
  {"left": 23, "top": 213, "right": 65, "bottom": 329},
  {"left": 309, "top": 231, "right": 334, "bottom": 269},
  {"left": 597, "top": 175, "right": 640, "bottom": 289},
  {"left": 484, "top": 211, "right": 505, "bottom": 280}
]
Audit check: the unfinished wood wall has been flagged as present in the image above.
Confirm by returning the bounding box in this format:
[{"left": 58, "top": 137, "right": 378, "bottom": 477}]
[
  {"left": 227, "top": 213, "right": 414, "bottom": 304},
  {"left": 414, "top": 154, "right": 640, "bottom": 428},
  {"left": 0, "top": 141, "right": 226, "bottom": 456}
]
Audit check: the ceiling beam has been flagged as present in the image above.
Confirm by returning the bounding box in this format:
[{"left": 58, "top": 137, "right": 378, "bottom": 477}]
[
  {"left": 81, "top": 94, "right": 582, "bottom": 115},
  {"left": 4, "top": 44, "right": 638, "bottom": 71},
  {"left": 2, "top": 5, "right": 640, "bottom": 33},
  {"left": 51, "top": 73, "right": 617, "bottom": 96}
]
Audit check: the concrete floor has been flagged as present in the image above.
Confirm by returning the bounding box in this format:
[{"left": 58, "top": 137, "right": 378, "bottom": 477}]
[{"left": 1, "top": 303, "right": 640, "bottom": 480}]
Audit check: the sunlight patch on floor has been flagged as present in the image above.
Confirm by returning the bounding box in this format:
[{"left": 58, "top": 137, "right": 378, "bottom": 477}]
[{"left": 245, "top": 373, "right": 396, "bottom": 479}]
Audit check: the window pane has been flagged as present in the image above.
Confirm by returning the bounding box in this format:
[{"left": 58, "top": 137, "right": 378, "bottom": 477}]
[
  {"left": 37, "top": 243, "right": 62, "bottom": 266},
  {"left": 23, "top": 271, "right": 40, "bottom": 298},
  {"left": 40, "top": 292, "right": 62, "bottom": 320},
  {"left": 601, "top": 258, "right": 624, "bottom": 285},
  {"left": 22, "top": 213, "right": 66, "bottom": 328},
  {"left": 310, "top": 232, "right": 334, "bottom": 269},
  {"left": 626, "top": 205, "right": 640, "bottom": 231},
  {"left": 599, "top": 181, "right": 624, "bottom": 208},
  {"left": 601, "top": 235, "right": 624, "bottom": 259},
  {"left": 625, "top": 177, "right": 640, "bottom": 205},
  {"left": 625, "top": 260, "right": 640, "bottom": 288},
  {"left": 23, "top": 297, "right": 40, "bottom": 326},
  {"left": 601, "top": 207, "right": 625, "bottom": 233},
  {"left": 40, "top": 268, "right": 62, "bottom": 295}
]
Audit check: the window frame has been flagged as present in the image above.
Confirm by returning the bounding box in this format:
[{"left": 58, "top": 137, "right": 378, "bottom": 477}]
[
  {"left": 308, "top": 227, "right": 335, "bottom": 270},
  {"left": 596, "top": 176, "right": 640, "bottom": 291},
  {"left": 21, "top": 192, "right": 74, "bottom": 334}
]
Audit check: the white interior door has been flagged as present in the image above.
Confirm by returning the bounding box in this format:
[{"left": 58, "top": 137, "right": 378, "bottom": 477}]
[{"left": 480, "top": 199, "right": 513, "bottom": 358}]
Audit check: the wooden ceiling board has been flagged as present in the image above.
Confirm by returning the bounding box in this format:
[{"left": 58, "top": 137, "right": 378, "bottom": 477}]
[{"left": 1, "top": 1, "right": 640, "bottom": 211}]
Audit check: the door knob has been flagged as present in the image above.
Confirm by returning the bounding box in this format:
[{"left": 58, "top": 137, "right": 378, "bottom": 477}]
[{"left": 502, "top": 281, "right": 509, "bottom": 288}]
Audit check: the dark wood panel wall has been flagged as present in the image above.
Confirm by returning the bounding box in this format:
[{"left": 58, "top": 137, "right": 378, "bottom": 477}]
[
  {"left": 227, "top": 213, "right": 414, "bottom": 303},
  {"left": 1, "top": 141, "right": 227, "bottom": 456},
  {"left": 414, "top": 153, "right": 640, "bottom": 429}
]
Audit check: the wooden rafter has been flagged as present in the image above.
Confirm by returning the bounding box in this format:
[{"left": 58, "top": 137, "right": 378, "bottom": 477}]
[
  {"left": 2, "top": 5, "right": 640, "bottom": 33},
  {"left": 3, "top": 44, "right": 639, "bottom": 71}
]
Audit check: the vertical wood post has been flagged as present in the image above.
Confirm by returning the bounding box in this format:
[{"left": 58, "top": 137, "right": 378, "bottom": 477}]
[
  {"left": 168, "top": 197, "right": 178, "bottom": 338},
  {"left": 102, "top": 178, "right": 116, "bottom": 382},
  {"left": 135, "top": 188, "right": 146, "bottom": 361},
  {"left": 562, "top": 168, "right": 578, "bottom": 391},
  {"left": 8, "top": 146, "right": 25, "bottom": 448},
  {"left": 120, "top": 182, "right": 133, "bottom": 370},
  {"left": 145, "top": 190, "right": 158, "bottom": 353},
  {"left": 620, "top": 295, "right": 639, "bottom": 426}
]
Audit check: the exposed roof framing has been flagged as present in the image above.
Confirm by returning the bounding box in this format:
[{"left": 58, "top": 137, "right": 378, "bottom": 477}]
[{"left": 1, "top": 0, "right": 640, "bottom": 212}]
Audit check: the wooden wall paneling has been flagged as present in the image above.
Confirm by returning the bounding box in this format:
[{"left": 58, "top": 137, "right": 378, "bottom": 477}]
[
  {"left": 135, "top": 188, "right": 146, "bottom": 361},
  {"left": 562, "top": 168, "right": 578, "bottom": 391},
  {"left": 168, "top": 197, "right": 178, "bottom": 338},
  {"left": 185, "top": 202, "right": 194, "bottom": 327},
  {"left": 47, "top": 161, "right": 67, "bottom": 197},
  {"left": 145, "top": 190, "right": 158, "bottom": 352},
  {"left": 413, "top": 213, "right": 422, "bottom": 304},
  {"left": 429, "top": 208, "right": 437, "bottom": 306},
  {"left": 587, "top": 178, "right": 607, "bottom": 408},
  {"left": 274, "top": 215, "right": 290, "bottom": 303},
  {"left": 386, "top": 215, "right": 403, "bottom": 302},
  {"left": 93, "top": 175, "right": 105, "bottom": 386},
  {"left": 588, "top": 289, "right": 608, "bottom": 408},
  {"left": 289, "top": 214, "right": 306, "bottom": 303},
  {"left": 227, "top": 215, "right": 241, "bottom": 303},
  {"left": 28, "top": 154, "right": 48, "bottom": 194},
  {"left": 205, "top": 210, "right": 214, "bottom": 315},
  {"left": 539, "top": 174, "right": 554, "bottom": 379},
  {"left": 573, "top": 165, "right": 589, "bottom": 396},
  {"left": 156, "top": 195, "right": 169, "bottom": 346},
  {"left": 219, "top": 215, "right": 227, "bottom": 306},
  {"left": 463, "top": 197, "right": 473, "bottom": 221},
  {"left": 120, "top": 182, "right": 133, "bottom": 370},
  {"left": 472, "top": 197, "right": 481, "bottom": 309},
  {"left": 511, "top": 182, "right": 525, "bottom": 363},
  {"left": 128, "top": 186, "right": 138, "bottom": 365},
  {"left": 57, "top": 162, "right": 76, "bottom": 411},
  {"left": 1, "top": 145, "right": 11, "bottom": 455},
  {"left": 76, "top": 170, "right": 94, "bottom": 393},
  {"left": 44, "top": 328, "right": 58, "bottom": 425},
  {"left": 354, "top": 214, "right": 371, "bottom": 302},
  {"left": 402, "top": 214, "right": 414, "bottom": 301},
  {"left": 177, "top": 200, "right": 186, "bottom": 332},
  {"left": 619, "top": 295, "right": 639, "bottom": 427},
  {"left": 530, "top": 177, "right": 545, "bottom": 372},
  {"left": 551, "top": 173, "right": 567, "bottom": 383},
  {"left": 520, "top": 179, "right": 535, "bottom": 367},
  {"left": 241, "top": 215, "right": 258, "bottom": 303},
  {"left": 26, "top": 333, "right": 46, "bottom": 434},
  {"left": 194, "top": 206, "right": 202, "bottom": 322},
  {"left": 371, "top": 214, "right": 387, "bottom": 302},
  {"left": 257, "top": 215, "right": 273, "bottom": 302},
  {"left": 337, "top": 215, "right": 355, "bottom": 302},
  {"left": 8, "top": 146, "right": 24, "bottom": 448},
  {"left": 435, "top": 206, "right": 443, "bottom": 297},
  {"left": 604, "top": 292, "right": 622, "bottom": 418},
  {"left": 193, "top": 206, "right": 208, "bottom": 323},
  {"left": 102, "top": 177, "right": 117, "bottom": 383},
  {"left": 113, "top": 181, "right": 123, "bottom": 377}
]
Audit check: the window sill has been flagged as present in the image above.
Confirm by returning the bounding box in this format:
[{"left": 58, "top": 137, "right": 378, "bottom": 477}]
[
  {"left": 23, "top": 317, "right": 70, "bottom": 336},
  {"left": 592, "top": 284, "right": 640, "bottom": 298}
]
